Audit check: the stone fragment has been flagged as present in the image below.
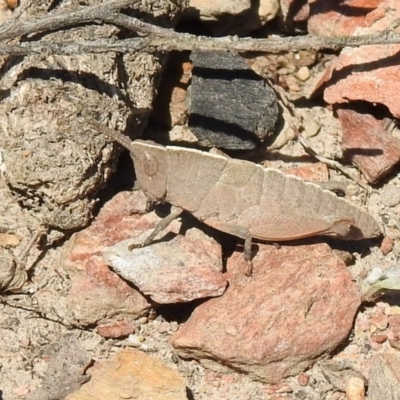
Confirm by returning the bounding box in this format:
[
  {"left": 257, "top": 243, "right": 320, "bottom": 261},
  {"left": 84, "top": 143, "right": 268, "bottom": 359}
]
[
  {"left": 380, "top": 236, "right": 394, "bottom": 255},
  {"left": 27, "top": 335, "right": 91, "bottom": 400},
  {"left": 345, "top": 376, "right": 365, "bottom": 400},
  {"left": 368, "top": 354, "right": 400, "bottom": 400},
  {"left": 338, "top": 108, "right": 400, "bottom": 183},
  {"left": 186, "top": 0, "right": 279, "bottom": 36},
  {"left": 65, "top": 348, "right": 188, "bottom": 400},
  {"left": 308, "top": 0, "right": 383, "bottom": 36},
  {"left": 285, "top": 162, "right": 329, "bottom": 182},
  {"left": 371, "top": 334, "right": 388, "bottom": 344},
  {"left": 34, "top": 191, "right": 151, "bottom": 327},
  {"left": 323, "top": 44, "right": 400, "bottom": 118},
  {"left": 96, "top": 321, "right": 136, "bottom": 339},
  {"left": 389, "top": 314, "right": 400, "bottom": 339},
  {"left": 297, "top": 374, "right": 309, "bottom": 386},
  {"left": 103, "top": 226, "right": 226, "bottom": 304},
  {"left": 188, "top": 51, "right": 278, "bottom": 150},
  {"left": 320, "top": 361, "right": 367, "bottom": 393},
  {"left": 381, "top": 185, "right": 400, "bottom": 207},
  {"left": 310, "top": 0, "right": 400, "bottom": 118},
  {"left": 171, "top": 244, "right": 360, "bottom": 383},
  {"left": 296, "top": 66, "right": 310, "bottom": 81}
]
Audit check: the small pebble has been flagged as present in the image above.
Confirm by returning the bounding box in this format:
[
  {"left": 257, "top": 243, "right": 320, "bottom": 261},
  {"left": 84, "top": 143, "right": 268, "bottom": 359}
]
[
  {"left": 380, "top": 236, "right": 394, "bottom": 255},
  {"left": 296, "top": 66, "right": 311, "bottom": 81},
  {"left": 389, "top": 339, "right": 400, "bottom": 350},
  {"left": 371, "top": 334, "right": 388, "bottom": 343},
  {"left": 385, "top": 306, "right": 400, "bottom": 315},
  {"left": 381, "top": 185, "right": 400, "bottom": 207},
  {"left": 139, "top": 317, "right": 148, "bottom": 324},
  {"left": 302, "top": 117, "right": 321, "bottom": 138},
  {"left": 297, "top": 373, "right": 309, "bottom": 386},
  {"left": 345, "top": 376, "right": 365, "bottom": 400},
  {"left": 5, "top": 0, "right": 18, "bottom": 10},
  {"left": 158, "top": 321, "right": 171, "bottom": 334}
]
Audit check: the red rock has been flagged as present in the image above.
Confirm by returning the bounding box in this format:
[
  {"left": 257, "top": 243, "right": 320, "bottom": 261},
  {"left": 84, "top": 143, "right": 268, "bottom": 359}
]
[
  {"left": 34, "top": 191, "right": 151, "bottom": 327},
  {"left": 324, "top": 44, "right": 400, "bottom": 118},
  {"left": 380, "top": 236, "right": 394, "bottom": 255},
  {"left": 297, "top": 374, "right": 309, "bottom": 386},
  {"left": 371, "top": 334, "right": 388, "bottom": 344},
  {"left": 311, "top": 0, "right": 400, "bottom": 118},
  {"left": 171, "top": 244, "right": 361, "bottom": 383},
  {"left": 65, "top": 348, "right": 188, "bottom": 400},
  {"left": 285, "top": 162, "right": 329, "bottom": 182},
  {"left": 338, "top": 108, "right": 400, "bottom": 183},
  {"left": 96, "top": 321, "right": 136, "bottom": 339},
  {"left": 308, "top": 0, "right": 383, "bottom": 36}
]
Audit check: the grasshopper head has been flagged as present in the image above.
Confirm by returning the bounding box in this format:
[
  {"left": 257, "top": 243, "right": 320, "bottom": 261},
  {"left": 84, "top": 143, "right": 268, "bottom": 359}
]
[{"left": 130, "top": 141, "right": 169, "bottom": 202}]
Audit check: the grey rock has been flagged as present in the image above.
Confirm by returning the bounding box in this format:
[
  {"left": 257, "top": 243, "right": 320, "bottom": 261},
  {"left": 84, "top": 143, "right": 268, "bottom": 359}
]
[{"left": 188, "top": 51, "right": 278, "bottom": 150}]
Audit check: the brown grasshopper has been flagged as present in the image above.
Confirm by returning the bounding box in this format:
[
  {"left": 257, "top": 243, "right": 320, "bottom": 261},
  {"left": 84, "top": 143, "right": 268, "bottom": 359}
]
[{"left": 90, "top": 121, "right": 381, "bottom": 274}]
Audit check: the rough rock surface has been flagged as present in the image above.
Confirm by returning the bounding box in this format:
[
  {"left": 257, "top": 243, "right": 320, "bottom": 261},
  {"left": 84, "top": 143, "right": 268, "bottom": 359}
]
[
  {"left": 310, "top": 0, "right": 400, "bottom": 119},
  {"left": 65, "top": 348, "right": 188, "bottom": 400},
  {"left": 33, "top": 191, "right": 151, "bottom": 327},
  {"left": 186, "top": 0, "right": 279, "bottom": 36},
  {"left": 171, "top": 243, "right": 361, "bottom": 383},
  {"left": 104, "top": 227, "right": 226, "bottom": 304},
  {"left": 26, "top": 335, "right": 91, "bottom": 400},
  {"left": 368, "top": 353, "right": 400, "bottom": 400},
  {"left": 0, "top": 0, "right": 184, "bottom": 232},
  {"left": 188, "top": 51, "right": 278, "bottom": 150},
  {"left": 338, "top": 108, "right": 400, "bottom": 183},
  {"left": 278, "top": 0, "right": 309, "bottom": 31},
  {"left": 308, "top": 0, "right": 383, "bottom": 36}
]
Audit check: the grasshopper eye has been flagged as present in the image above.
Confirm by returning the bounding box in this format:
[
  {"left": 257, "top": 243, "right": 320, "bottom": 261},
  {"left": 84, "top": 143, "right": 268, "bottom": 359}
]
[{"left": 143, "top": 150, "right": 159, "bottom": 177}]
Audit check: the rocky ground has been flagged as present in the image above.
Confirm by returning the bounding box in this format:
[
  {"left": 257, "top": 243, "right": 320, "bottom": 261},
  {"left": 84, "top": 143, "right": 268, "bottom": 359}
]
[{"left": 0, "top": 0, "right": 400, "bottom": 400}]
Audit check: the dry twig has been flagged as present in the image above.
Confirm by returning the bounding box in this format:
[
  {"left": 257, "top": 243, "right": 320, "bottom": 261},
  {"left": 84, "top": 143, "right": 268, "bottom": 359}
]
[{"left": 0, "top": 0, "right": 399, "bottom": 55}]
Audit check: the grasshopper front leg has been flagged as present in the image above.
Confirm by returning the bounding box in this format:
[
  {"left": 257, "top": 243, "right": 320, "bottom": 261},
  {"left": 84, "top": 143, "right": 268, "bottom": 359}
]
[{"left": 128, "top": 206, "right": 184, "bottom": 251}]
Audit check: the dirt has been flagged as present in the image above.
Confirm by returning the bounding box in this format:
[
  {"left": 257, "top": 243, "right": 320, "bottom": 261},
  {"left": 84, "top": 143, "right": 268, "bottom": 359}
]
[{"left": 0, "top": 3, "right": 399, "bottom": 400}]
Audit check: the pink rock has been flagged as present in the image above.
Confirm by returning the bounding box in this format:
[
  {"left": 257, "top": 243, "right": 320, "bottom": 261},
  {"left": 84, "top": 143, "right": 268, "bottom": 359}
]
[
  {"left": 96, "top": 321, "right": 136, "bottom": 339},
  {"left": 323, "top": 44, "right": 400, "bottom": 118},
  {"left": 308, "top": 0, "right": 384, "bottom": 36},
  {"left": 171, "top": 243, "right": 360, "bottom": 383},
  {"left": 380, "top": 236, "right": 394, "bottom": 255},
  {"left": 285, "top": 162, "right": 329, "bottom": 182},
  {"left": 103, "top": 226, "right": 226, "bottom": 304},
  {"left": 35, "top": 191, "right": 151, "bottom": 327},
  {"left": 310, "top": 0, "right": 400, "bottom": 118},
  {"left": 338, "top": 108, "right": 400, "bottom": 183}
]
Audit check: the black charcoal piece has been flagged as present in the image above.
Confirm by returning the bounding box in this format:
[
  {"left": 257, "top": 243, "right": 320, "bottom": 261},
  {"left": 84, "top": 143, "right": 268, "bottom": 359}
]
[{"left": 188, "top": 51, "right": 278, "bottom": 150}]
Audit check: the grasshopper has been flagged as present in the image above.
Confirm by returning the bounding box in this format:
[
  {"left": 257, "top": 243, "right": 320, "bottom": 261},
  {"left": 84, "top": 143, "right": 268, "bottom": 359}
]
[{"left": 90, "top": 121, "right": 381, "bottom": 275}]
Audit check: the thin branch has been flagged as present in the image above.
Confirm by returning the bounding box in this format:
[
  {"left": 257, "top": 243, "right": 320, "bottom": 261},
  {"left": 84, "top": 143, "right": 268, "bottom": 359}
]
[
  {"left": 0, "top": 29, "right": 400, "bottom": 56},
  {"left": 0, "top": 0, "right": 143, "bottom": 41},
  {"left": 102, "top": 13, "right": 180, "bottom": 37}
]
